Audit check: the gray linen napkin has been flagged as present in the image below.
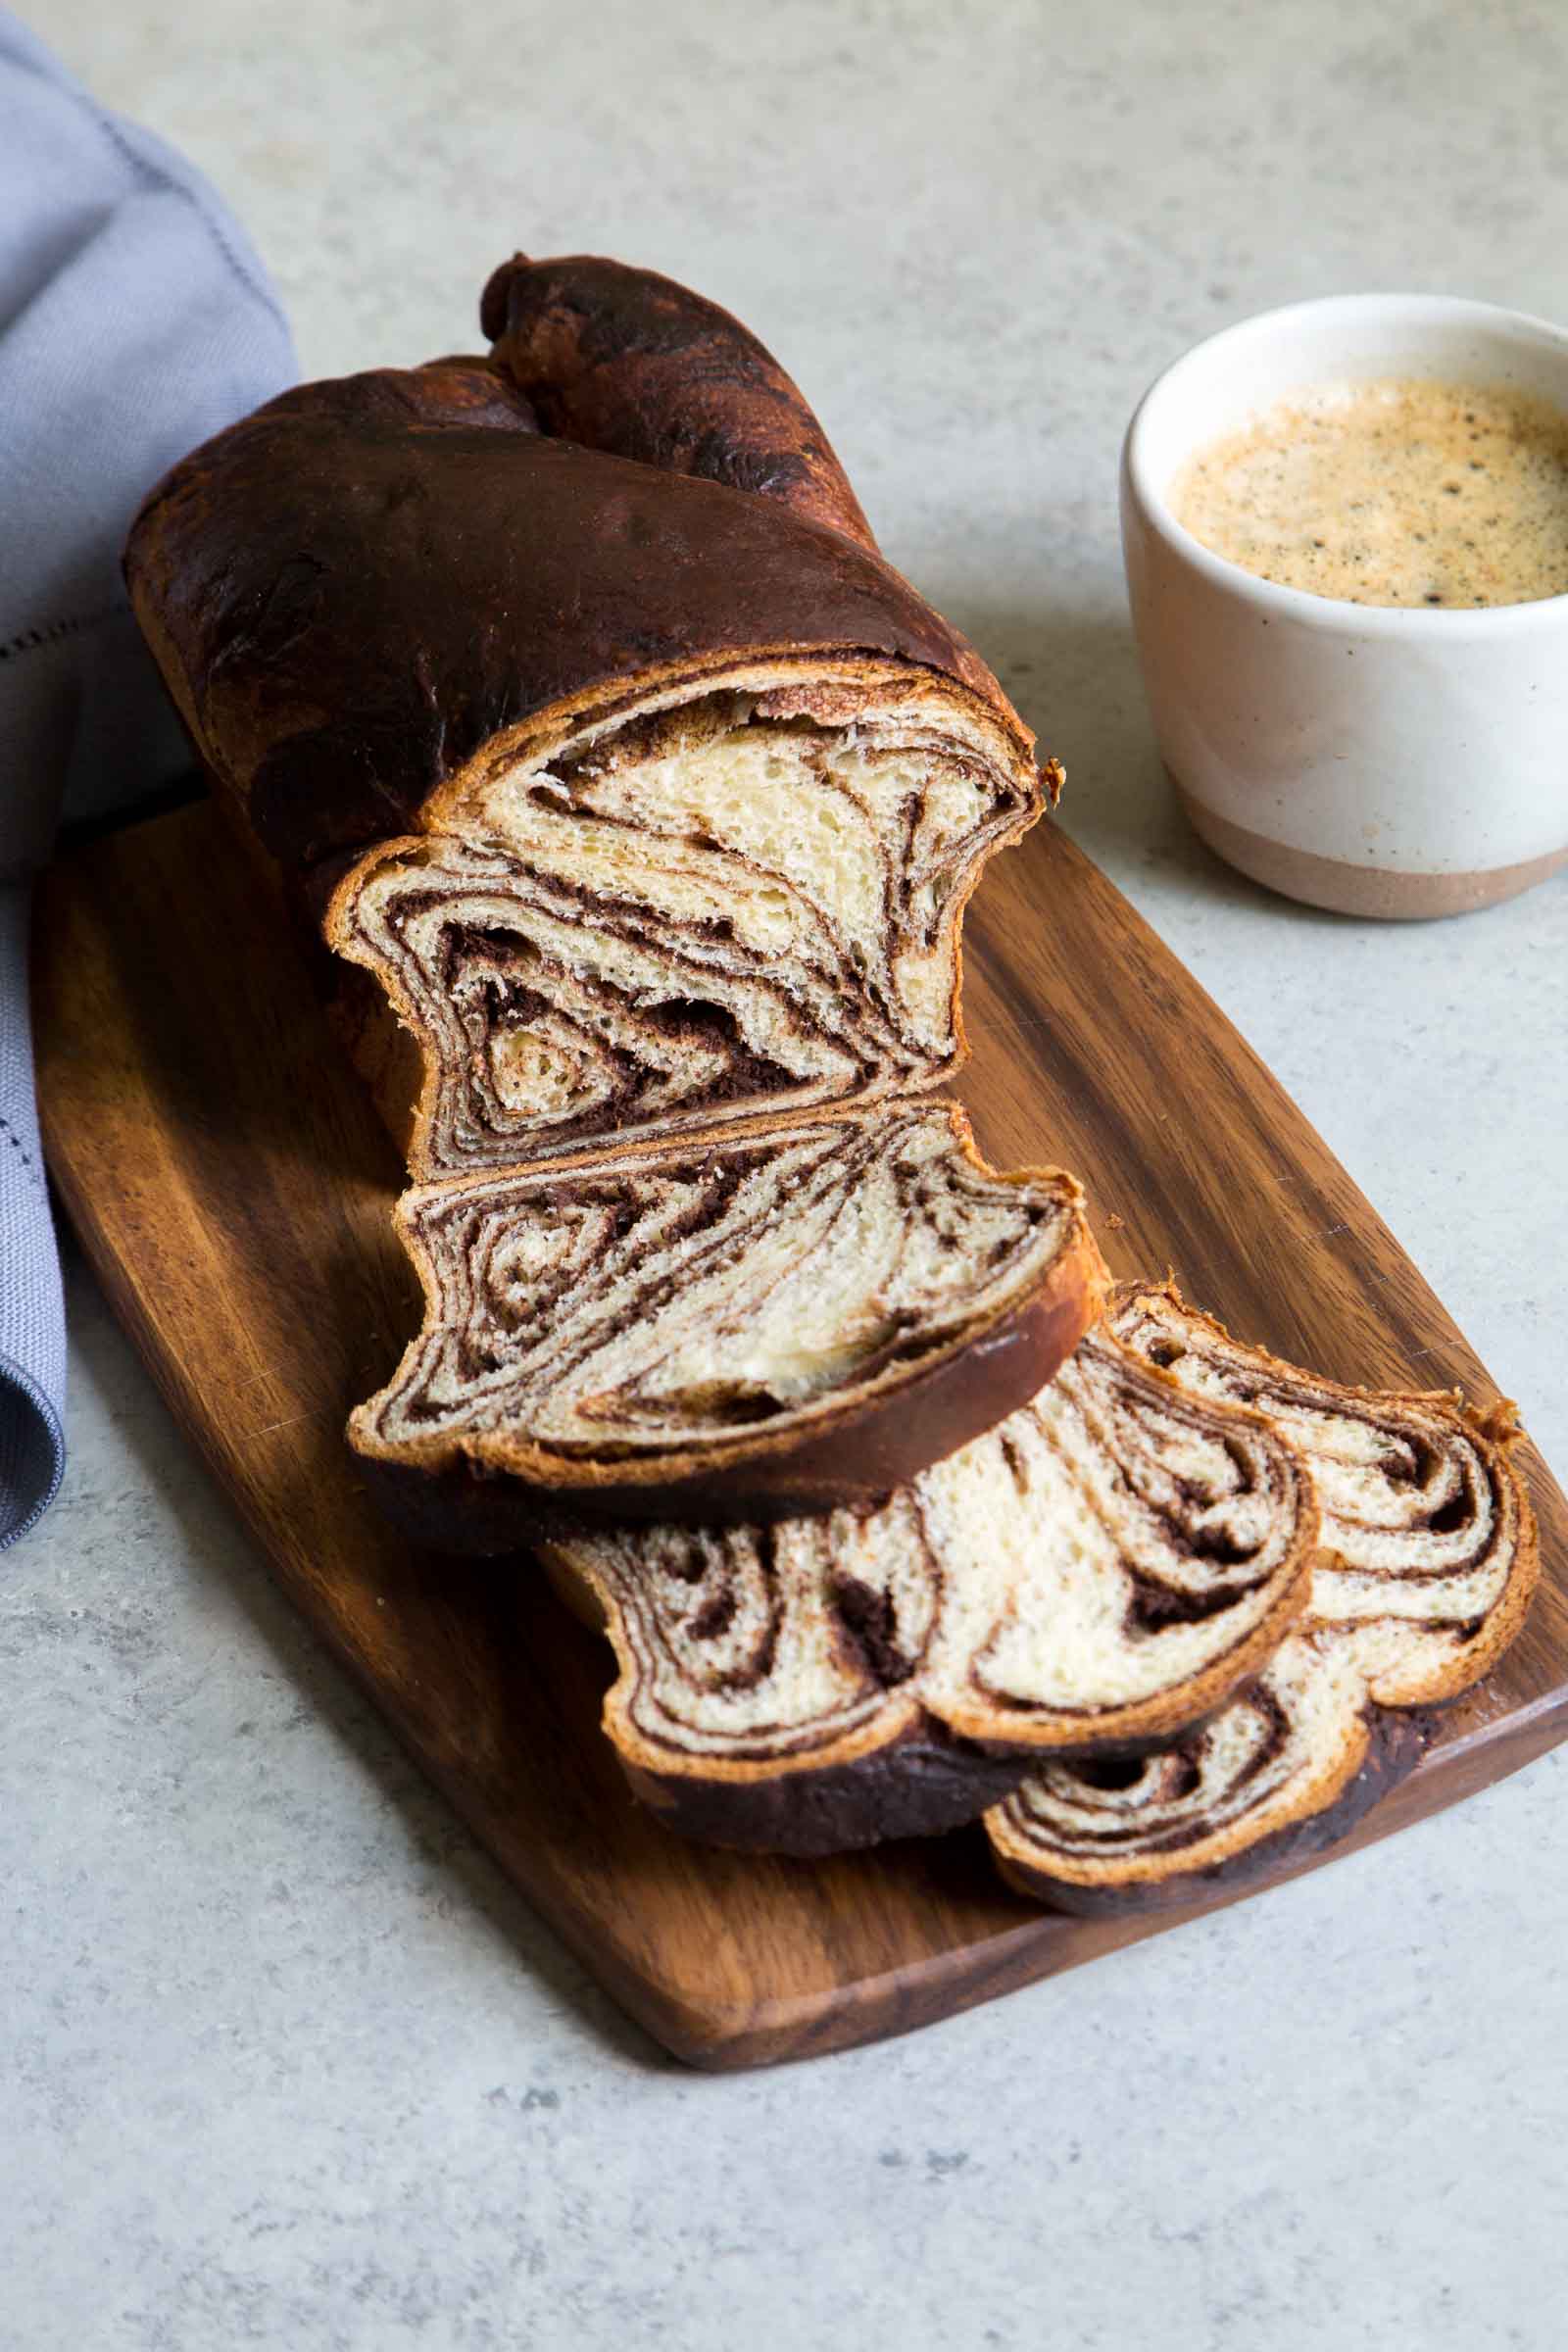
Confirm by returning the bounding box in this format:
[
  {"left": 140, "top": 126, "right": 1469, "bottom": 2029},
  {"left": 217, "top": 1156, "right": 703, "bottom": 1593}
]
[{"left": 0, "top": 13, "right": 294, "bottom": 1546}]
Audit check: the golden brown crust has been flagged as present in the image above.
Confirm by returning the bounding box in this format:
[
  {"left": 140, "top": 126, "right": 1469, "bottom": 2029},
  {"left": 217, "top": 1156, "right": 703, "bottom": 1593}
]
[{"left": 322, "top": 958, "right": 425, "bottom": 1166}]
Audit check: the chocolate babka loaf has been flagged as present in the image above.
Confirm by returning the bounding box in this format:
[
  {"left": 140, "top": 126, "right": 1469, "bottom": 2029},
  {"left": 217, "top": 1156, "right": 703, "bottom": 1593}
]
[
  {"left": 537, "top": 1324, "right": 1318, "bottom": 1852},
  {"left": 124, "top": 257, "right": 1049, "bottom": 1177},
  {"left": 124, "top": 254, "right": 1098, "bottom": 1524},
  {"left": 987, "top": 1284, "right": 1539, "bottom": 1911},
  {"left": 352, "top": 1103, "right": 1104, "bottom": 1541}
]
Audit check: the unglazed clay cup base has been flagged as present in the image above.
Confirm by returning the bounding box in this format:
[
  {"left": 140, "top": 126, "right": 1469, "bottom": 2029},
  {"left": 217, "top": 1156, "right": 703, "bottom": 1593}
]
[
  {"left": 1175, "top": 779, "right": 1568, "bottom": 919},
  {"left": 1122, "top": 295, "right": 1568, "bottom": 918}
]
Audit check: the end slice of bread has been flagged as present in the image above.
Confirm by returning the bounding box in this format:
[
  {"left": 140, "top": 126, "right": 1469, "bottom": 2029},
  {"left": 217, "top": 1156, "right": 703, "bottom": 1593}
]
[{"left": 987, "top": 1282, "right": 1540, "bottom": 1911}]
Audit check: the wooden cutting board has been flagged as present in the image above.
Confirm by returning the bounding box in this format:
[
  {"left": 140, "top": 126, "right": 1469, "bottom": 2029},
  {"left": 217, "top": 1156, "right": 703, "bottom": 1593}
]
[{"left": 32, "top": 801, "right": 1568, "bottom": 2069}]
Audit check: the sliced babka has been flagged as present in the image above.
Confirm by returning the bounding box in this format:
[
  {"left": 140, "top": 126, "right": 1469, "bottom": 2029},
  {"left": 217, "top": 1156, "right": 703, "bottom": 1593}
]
[
  {"left": 325, "top": 671, "right": 1037, "bottom": 1177},
  {"left": 124, "top": 267, "right": 1046, "bottom": 1187},
  {"left": 535, "top": 1323, "right": 1317, "bottom": 1851},
  {"left": 123, "top": 255, "right": 1087, "bottom": 1524},
  {"left": 350, "top": 1102, "right": 1107, "bottom": 1540},
  {"left": 987, "top": 1283, "right": 1540, "bottom": 1911}
]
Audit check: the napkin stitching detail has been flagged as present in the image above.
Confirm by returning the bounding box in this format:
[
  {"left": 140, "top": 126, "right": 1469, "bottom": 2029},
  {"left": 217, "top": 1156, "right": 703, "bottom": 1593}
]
[
  {"left": 94, "top": 111, "right": 290, "bottom": 337},
  {"left": 0, "top": 602, "right": 127, "bottom": 666},
  {"left": 0, "top": 1114, "right": 44, "bottom": 1190}
]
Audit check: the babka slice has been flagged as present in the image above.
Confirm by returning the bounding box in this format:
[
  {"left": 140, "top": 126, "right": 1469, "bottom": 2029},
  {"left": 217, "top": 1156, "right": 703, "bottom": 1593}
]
[
  {"left": 535, "top": 1324, "right": 1317, "bottom": 1852},
  {"left": 988, "top": 1283, "right": 1540, "bottom": 1911},
  {"left": 350, "top": 1102, "right": 1108, "bottom": 1542},
  {"left": 325, "top": 671, "right": 1035, "bottom": 1177}
]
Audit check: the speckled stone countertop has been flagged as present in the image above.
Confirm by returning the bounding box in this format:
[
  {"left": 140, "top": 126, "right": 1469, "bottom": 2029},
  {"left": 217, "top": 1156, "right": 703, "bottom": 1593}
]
[{"left": 9, "top": 4, "right": 1568, "bottom": 2345}]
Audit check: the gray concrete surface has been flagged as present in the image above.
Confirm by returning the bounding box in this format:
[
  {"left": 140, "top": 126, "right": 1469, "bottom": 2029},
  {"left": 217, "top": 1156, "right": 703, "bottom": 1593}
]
[{"left": 8, "top": 2, "right": 1568, "bottom": 2344}]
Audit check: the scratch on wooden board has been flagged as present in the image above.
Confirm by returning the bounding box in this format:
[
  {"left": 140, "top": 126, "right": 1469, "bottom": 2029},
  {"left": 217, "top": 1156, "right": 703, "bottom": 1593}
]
[{"left": 245, "top": 1407, "right": 333, "bottom": 1440}]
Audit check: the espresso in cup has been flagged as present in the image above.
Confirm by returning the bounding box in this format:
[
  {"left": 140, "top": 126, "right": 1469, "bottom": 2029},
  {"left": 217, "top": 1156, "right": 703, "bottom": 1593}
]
[{"left": 1171, "top": 377, "right": 1568, "bottom": 609}]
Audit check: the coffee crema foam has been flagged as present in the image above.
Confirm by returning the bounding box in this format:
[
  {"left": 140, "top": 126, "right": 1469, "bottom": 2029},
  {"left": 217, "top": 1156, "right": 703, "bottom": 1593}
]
[{"left": 1170, "top": 377, "right": 1568, "bottom": 608}]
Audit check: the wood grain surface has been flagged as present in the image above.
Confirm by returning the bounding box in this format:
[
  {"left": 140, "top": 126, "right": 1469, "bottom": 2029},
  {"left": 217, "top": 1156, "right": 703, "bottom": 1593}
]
[{"left": 31, "top": 800, "right": 1568, "bottom": 2069}]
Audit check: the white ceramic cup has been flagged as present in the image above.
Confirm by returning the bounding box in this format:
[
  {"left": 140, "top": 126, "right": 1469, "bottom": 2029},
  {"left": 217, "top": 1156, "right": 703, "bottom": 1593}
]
[{"left": 1121, "top": 293, "right": 1568, "bottom": 917}]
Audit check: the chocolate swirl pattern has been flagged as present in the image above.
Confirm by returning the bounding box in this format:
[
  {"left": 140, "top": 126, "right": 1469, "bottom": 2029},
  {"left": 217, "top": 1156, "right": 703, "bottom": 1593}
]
[
  {"left": 350, "top": 1104, "right": 1107, "bottom": 1538},
  {"left": 989, "top": 1639, "right": 1427, "bottom": 1907},
  {"left": 1110, "top": 1285, "right": 1535, "bottom": 1701},
  {"left": 988, "top": 1284, "right": 1539, "bottom": 1910},
  {"left": 117, "top": 255, "right": 1537, "bottom": 1878},
  {"left": 330, "top": 672, "right": 1033, "bottom": 1176},
  {"left": 537, "top": 1326, "right": 1316, "bottom": 1852}
]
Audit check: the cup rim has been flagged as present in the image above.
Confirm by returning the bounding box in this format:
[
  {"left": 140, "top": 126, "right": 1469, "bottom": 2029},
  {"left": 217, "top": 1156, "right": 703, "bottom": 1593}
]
[{"left": 1123, "top": 291, "right": 1568, "bottom": 635}]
